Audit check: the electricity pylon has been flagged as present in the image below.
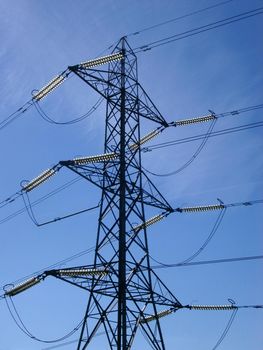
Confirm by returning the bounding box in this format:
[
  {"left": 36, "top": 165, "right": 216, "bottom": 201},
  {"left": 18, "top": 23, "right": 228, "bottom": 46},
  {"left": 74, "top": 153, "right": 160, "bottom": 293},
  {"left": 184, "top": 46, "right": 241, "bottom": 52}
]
[
  {"left": 4, "top": 37, "right": 182, "bottom": 349},
  {"left": 3, "top": 34, "right": 263, "bottom": 350},
  {"left": 59, "top": 37, "right": 182, "bottom": 349}
]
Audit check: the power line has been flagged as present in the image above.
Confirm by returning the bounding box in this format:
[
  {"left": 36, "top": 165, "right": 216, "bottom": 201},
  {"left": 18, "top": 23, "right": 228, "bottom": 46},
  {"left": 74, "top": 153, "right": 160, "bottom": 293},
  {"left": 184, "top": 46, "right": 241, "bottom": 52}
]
[
  {"left": 178, "top": 207, "right": 227, "bottom": 264},
  {"left": 134, "top": 7, "right": 263, "bottom": 53},
  {"left": 127, "top": 0, "right": 234, "bottom": 36},
  {"left": 143, "top": 118, "right": 217, "bottom": 176},
  {"left": 140, "top": 102, "right": 263, "bottom": 153},
  {"left": 41, "top": 334, "right": 105, "bottom": 350},
  {"left": 0, "top": 103, "right": 261, "bottom": 211},
  {"left": 32, "top": 96, "right": 104, "bottom": 125},
  {"left": 22, "top": 187, "right": 100, "bottom": 227},
  {"left": 5, "top": 297, "right": 84, "bottom": 344},
  {"left": 1, "top": 43, "right": 115, "bottom": 133},
  {"left": 0, "top": 101, "right": 33, "bottom": 131},
  {"left": 0, "top": 198, "right": 261, "bottom": 286},
  {"left": 212, "top": 308, "right": 238, "bottom": 350},
  {"left": 0, "top": 177, "right": 82, "bottom": 225},
  {"left": 212, "top": 103, "right": 263, "bottom": 118},
  {"left": 143, "top": 121, "right": 263, "bottom": 153},
  {"left": 142, "top": 121, "right": 263, "bottom": 176},
  {"left": 151, "top": 255, "right": 263, "bottom": 270}
]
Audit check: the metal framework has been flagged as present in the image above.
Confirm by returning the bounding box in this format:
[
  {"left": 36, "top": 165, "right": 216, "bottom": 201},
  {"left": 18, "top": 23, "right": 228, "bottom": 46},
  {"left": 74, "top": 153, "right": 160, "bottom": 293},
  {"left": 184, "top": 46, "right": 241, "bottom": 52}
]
[{"left": 53, "top": 37, "right": 182, "bottom": 349}]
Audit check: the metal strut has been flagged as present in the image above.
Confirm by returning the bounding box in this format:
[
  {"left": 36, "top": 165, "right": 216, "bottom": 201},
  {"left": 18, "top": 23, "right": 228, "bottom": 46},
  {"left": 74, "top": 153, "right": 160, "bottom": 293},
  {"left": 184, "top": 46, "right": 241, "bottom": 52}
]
[{"left": 118, "top": 41, "right": 127, "bottom": 350}]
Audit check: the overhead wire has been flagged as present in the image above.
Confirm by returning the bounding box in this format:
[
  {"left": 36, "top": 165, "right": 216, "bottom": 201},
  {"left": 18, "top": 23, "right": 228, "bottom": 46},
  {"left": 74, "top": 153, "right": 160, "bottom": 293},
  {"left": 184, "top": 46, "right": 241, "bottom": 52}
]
[
  {"left": 1, "top": 103, "right": 260, "bottom": 213},
  {"left": 150, "top": 199, "right": 262, "bottom": 267},
  {"left": 127, "top": 0, "right": 234, "bottom": 37},
  {"left": 151, "top": 254, "right": 263, "bottom": 270},
  {"left": 0, "top": 246, "right": 97, "bottom": 293},
  {"left": 0, "top": 101, "right": 33, "bottom": 131},
  {"left": 21, "top": 188, "right": 100, "bottom": 227},
  {"left": 5, "top": 297, "right": 84, "bottom": 343},
  {"left": 142, "top": 121, "right": 263, "bottom": 153},
  {"left": 41, "top": 333, "right": 105, "bottom": 350},
  {"left": 143, "top": 117, "right": 217, "bottom": 177},
  {"left": 1, "top": 199, "right": 262, "bottom": 296},
  {"left": 38, "top": 303, "right": 262, "bottom": 350},
  {"left": 0, "top": 191, "right": 22, "bottom": 210},
  {"left": 179, "top": 207, "right": 227, "bottom": 264},
  {"left": 134, "top": 7, "right": 263, "bottom": 53},
  {"left": 1, "top": 255, "right": 262, "bottom": 301},
  {"left": 212, "top": 103, "right": 263, "bottom": 118},
  {"left": 212, "top": 307, "right": 238, "bottom": 350},
  {"left": 1, "top": 41, "right": 116, "bottom": 133},
  {"left": 0, "top": 177, "right": 82, "bottom": 225},
  {"left": 32, "top": 96, "right": 104, "bottom": 125}
]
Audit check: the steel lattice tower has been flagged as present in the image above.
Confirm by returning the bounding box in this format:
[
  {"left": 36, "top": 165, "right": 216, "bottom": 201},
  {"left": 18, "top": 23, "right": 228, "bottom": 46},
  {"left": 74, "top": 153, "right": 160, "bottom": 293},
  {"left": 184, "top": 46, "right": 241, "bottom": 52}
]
[{"left": 52, "top": 37, "right": 182, "bottom": 349}]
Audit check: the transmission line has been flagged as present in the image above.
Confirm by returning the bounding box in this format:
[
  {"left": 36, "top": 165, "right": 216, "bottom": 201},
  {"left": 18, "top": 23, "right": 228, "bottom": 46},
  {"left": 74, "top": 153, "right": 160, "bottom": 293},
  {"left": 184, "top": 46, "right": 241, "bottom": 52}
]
[
  {"left": 0, "top": 103, "right": 261, "bottom": 211},
  {"left": 142, "top": 121, "right": 263, "bottom": 176},
  {"left": 0, "top": 44, "right": 116, "bottom": 133},
  {"left": 1, "top": 199, "right": 262, "bottom": 296},
  {"left": 143, "top": 117, "right": 217, "bottom": 176},
  {"left": 0, "top": 101, "right": 33, "bottom": 131},
  {"left": 0, "top": 177, "right": 82, "bottom": 225},
  {"left": 134, "top": 7, "right": 263, "bottom": 53},
  {"left": 5, "top": 297, "right": 85, "bottom": 344},
  {"left": 127, "top": 0, "right": 234, "bottom": 36},
  {"left": 21, "top": 188, "right": 100, "bottom": 227},
  {"left": 179, "top": 207, "right": 227, "bottom": 264},
  {"left": 212, "top": 307, "right": 238, "bottom": 350},
  {"left": 151, "top": 255, "right": 263, "bottom": 270},
  {"left": 32, "top": 96, "right": 104, "bottom": 125},
  {"left": 143, "top": 121, "right": 263, "bottom": 153}
]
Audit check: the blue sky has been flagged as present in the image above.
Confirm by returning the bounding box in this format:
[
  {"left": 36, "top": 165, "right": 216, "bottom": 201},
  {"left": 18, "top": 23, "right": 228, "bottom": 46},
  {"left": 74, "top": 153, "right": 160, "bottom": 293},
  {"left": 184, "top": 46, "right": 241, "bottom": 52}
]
[{"left": 0, "top": 0, "right": 262, "bottom": 349}]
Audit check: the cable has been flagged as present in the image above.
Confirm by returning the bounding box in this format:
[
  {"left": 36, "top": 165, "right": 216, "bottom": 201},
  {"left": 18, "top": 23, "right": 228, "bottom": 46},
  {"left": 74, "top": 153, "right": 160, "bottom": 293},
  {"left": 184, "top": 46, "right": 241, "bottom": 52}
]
[
  {"left": 0, "top": 105, "right": 261, "bottom": 210},
  {"left": 150, "top": 199, "right": 263, "bottom": 266},
  {"left": 41, "top": 333, "right": 105, "bottom": 350},
  {"left": 151, "top": 255, "right": 263, "bottom": 270},
  {"left": 22, "top": 187, "right": 100, "bottom": 227},
  {"left": 212, "top": 307, "right": 238, "bottom": 350},
  {"left": 2, "top": 198, "right": 262, "bottom": 292},
  {"left": 1, "top": 41, "right": 115, "bottom": 133},
  {"left": 0, "top": 177, "right": 82, "bottom": 225},
  {"left": 127, "top": 0, "right": 234, "bottom": 37},
  {"left": 2, "top": 254, "right": 263, "bottom": 301},
  {"left": 21, "top": 191, "right": 39, "bottom": 226},
  {"left": 213, "top": 103, "right": 263, "bottom": 118},
  {"left": 134, "top": 7, "right": 263, "bottom": 53},
  {"left": 0, "top": 246, "right": 97, "bottom": 294},
  {"left": 5, "top": 297, "right": 84, "bottom": 343},
  {"left": 179, "top": 207, "right": 227, "bottom": 264},
  {"left": 143, "top": 118, "right": 217, "bottom": 176},
  {"left": 143, "top": 121, "right": 263, "bottom": 152},
  {"left": 0, "top": 101, "right": 33, "bottom": 131},
  {"left": 0, "top": 192, "right": 22, "bottom": 210},
  {"left": 32, "top": 96, "right": 104, "bottom": 125}
]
